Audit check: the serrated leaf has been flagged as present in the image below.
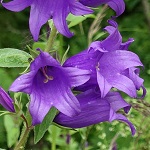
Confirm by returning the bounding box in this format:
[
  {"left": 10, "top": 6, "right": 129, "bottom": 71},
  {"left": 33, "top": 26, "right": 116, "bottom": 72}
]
[
  {"left": 4, "top": 115, "right": 20, "bottom": 148},
  {"left": 34, "top": 107, "right": 57, "bottom": 144},
  {"left": 0, "top": 48, "right": 32, "bottom": 67}
]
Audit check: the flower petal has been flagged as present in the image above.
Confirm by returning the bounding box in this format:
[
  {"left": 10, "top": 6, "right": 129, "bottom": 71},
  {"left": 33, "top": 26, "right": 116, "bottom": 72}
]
[
  {"left": 30, "top": 66, "right": 81, "bottom": 125},
  {"left": 108, "top": 74, "right": 137, "bottom": 98},
  {"left": 9, "top": 71, "right": 36, "bottom": 94},
  {"left": 1, "top": 0, "right": 32, "bottom": 12},
  {"left": 107, "top": 0, "right": 125, "bottom": 16},
  {"left": 54, "top": 89, "right": 110, "bottom": 128},
  {"left": 88, "top": 41, "right": 108, "bottom": 52},
  {"left": 122, "top": 67, "right": 146, "bottom": 98},
  {"left": 53, "top": 0, "right": 73, "bottom": 38},
  {"left": 54, "top": 89, "right": 134, "bottom": 136},
  {"left": 106, "top": 91, "right": 131, "bottom": 113},
  {"left": 127, "top": 68, "right": 144, "bottom": 90},
  {"left": 69, "top": 0, "right": 93, "bottom": 15},
  {"left": 115, "top": 114, "right": 136, "bottom": 135},
  {"left": 29, "top": 90, "right": 53, "bottom": 125},
  {"left": 100, "top": 50, "right": 143, "bottom": 73},
  {"left": 96, "top": 70, "right": 112, "bottom": 98},
  {"left": 30, "top": 49, "right": 60, "bottom": 71},
  {"left": 0, "top": 87, "right": 15, "bottom": 112},
  {"left": 101, "top": 20, "right": 122, "bottom": 51},
  {"left": 63, "top": 67, "right": 90, "bottom": 87},
  {"left": 29, "top": 0, "right": 52, "bottom": 41},
  {"left": 79, "top": 0, "right": 108, "bottom": 7},
  {"left": 64, "top": 50, "right": 100, "bottom": 71},
  {"left": 120, "top": 38, "right": 134, "bottom": 50},
  {"left": 79, "top": 0, "right": 125, "bottom": 16}
]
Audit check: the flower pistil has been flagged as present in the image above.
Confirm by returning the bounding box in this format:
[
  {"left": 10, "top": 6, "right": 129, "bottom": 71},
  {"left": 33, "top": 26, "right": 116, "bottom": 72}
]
[{"left": 41, "top": 67, "right": 54, "bottom": 83}]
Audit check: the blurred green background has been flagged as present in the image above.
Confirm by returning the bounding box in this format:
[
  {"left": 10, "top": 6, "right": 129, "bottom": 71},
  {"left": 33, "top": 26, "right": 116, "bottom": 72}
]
[{"left": 0, "top": 0, "right": 150, "bottom": 149}]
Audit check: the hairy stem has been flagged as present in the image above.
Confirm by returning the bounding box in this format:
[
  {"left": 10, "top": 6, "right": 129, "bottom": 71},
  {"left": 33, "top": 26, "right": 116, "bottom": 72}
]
[
  {"left": 45, "top": 24, "right": 57, "bottom": 53},
  {"left": 14, "top": 126, "right": 33, "bottom": 150}
]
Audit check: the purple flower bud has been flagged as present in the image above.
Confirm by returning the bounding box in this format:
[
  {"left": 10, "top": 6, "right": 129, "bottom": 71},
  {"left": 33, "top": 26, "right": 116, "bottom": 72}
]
[{"left": 0, "top": 87, "right": 15, "bottom": 112}]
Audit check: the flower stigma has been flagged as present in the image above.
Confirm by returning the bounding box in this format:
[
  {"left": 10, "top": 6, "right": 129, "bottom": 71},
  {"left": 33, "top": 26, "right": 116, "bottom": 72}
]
[
  {"left": 41, "top": 67, "right": 54, "bottom": 83},
  {"left": 96, "top": 62, "right": 100, "bottom": 71}
]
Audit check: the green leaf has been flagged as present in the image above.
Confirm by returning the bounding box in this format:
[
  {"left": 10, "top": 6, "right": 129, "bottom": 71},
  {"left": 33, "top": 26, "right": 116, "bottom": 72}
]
[
  {"left": 32, "top": 42, "right": 46, "bottom": 51},
  {"left": 34, "top": 107, "right": 57, "bottom": 144},
  {"left": 0, "top": 48, "right": 32, "bottom": 67},
  {"left": 67, "top": 14, "right": 95, "bottom": 28},
  {"left": 4, "top": 115, "right": 20, "bottom": 148}
]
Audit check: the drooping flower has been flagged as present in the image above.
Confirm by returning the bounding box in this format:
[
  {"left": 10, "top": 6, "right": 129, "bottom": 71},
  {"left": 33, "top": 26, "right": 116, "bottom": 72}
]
[
  {"left": 9, "top": 50, "right": 90, "bottom": 125},
  {"left": 79, "top": 0, "right": 125, "bottom": 16},
  {"left": 0, "top": 86, "right": 15, "bottom": 112},
  {"left": 64, "top": 20, "right": 144, "bottom": 98},
  {"left": 54, "top": 89, "right": 136, "bottom": 135},
  {"left": 1, "top": 0, "right": 93, "bottom": 41}
]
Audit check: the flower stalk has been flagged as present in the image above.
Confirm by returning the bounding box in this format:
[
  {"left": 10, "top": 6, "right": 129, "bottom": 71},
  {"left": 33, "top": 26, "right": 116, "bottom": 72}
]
[
  {"left": 14, "top": 126, "right": 32, "bottom": 150},
  {"left": 45, "top": 24, "right": 57, "bottom": 53}
]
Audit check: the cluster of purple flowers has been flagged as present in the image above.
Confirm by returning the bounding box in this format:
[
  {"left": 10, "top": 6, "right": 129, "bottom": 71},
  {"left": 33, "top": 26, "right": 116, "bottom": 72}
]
[{"left": 0, "top": 0, "right": 145, "bottom": 136}]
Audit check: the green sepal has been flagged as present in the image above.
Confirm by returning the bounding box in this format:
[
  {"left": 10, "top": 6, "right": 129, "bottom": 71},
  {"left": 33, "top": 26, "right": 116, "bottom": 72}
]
[
  {"left": 0, "top": 111, "right": 13, "bottom": 117},
  {"left": 27, "top": 45, "right": 39, "bottom": 58},
  {"left": 61, "top": 46, "right": 70, "bottom": 64},
  {"left": 34, "top": 107, "right": 57, "bottom": 144}
]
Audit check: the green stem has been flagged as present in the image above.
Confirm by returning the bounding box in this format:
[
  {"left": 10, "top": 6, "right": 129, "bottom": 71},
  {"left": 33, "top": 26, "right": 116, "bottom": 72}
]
[
  {"left": 14, "top": 126, "right": 32, "bottom": 150},
  {"left": 52, "top": 141, "right": 56, "bottom": 150},
  {"left": 45, "top": 24, "right": 57, "bottom": 53},
  {"left": 51, "top": 125, "right": 57, "bottom": 150},
  {"left": 58, "top": 34, "right": 64, "bottom": 61}
]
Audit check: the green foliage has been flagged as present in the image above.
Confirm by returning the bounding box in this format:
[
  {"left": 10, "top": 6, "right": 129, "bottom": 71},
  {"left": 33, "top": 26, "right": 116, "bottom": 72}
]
[
  {"left": 4, "top": 115, "right": 21, "bottom": 148},
  {"left": 34, "top": 107, "right": 57, "bottom": 144},
  {"left": 0, "top": 48, "right": 32, "bottom": 67},
  {"left": 67, "top": 14, "right": 95, "bottom": 28}
]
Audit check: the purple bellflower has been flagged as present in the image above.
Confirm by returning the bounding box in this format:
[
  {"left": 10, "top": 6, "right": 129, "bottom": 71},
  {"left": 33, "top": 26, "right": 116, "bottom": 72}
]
[
  {"left": 1, "top": 0, "right": 93, "bottom": 41},
  {"left": 79, "top": 0, "right": 125, "bottom": 16},
  {"left": 64, "top": 20, "right": 144, "bottom": 98},
  {"left": 54, "top": 89, "right": 136, "bottom": 135},
  {"left": 9, "top": 50, "right": 90, "bottom": 125},
  {"left": 0, "top": 87, "right": 15, "bottom": 112}
]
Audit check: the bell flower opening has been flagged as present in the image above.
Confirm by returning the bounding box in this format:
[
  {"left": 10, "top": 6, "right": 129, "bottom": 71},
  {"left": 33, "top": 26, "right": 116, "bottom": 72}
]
[{"left": 9, "top": 50, "right": 90, "bottom": 125}]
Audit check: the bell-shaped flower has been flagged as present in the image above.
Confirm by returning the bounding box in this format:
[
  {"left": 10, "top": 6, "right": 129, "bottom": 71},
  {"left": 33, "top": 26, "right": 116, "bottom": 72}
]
[
  {"left": 54, "top": 89, "right": 136, "bottom": 135},
  {"left": 9, "top": 50, "right": 90, "bottom": 125},
  {"left": 0, "top": 87, "right": 15, "bottom": 112},
  {"left": 64, "top": 20, "right": 144, "bottom": 98},
  {"left": 1, "top": 0, "right": 93, "bottom": 41},
  {"left": 79, "top": 0, "right": 125, "bottom": 16}
]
